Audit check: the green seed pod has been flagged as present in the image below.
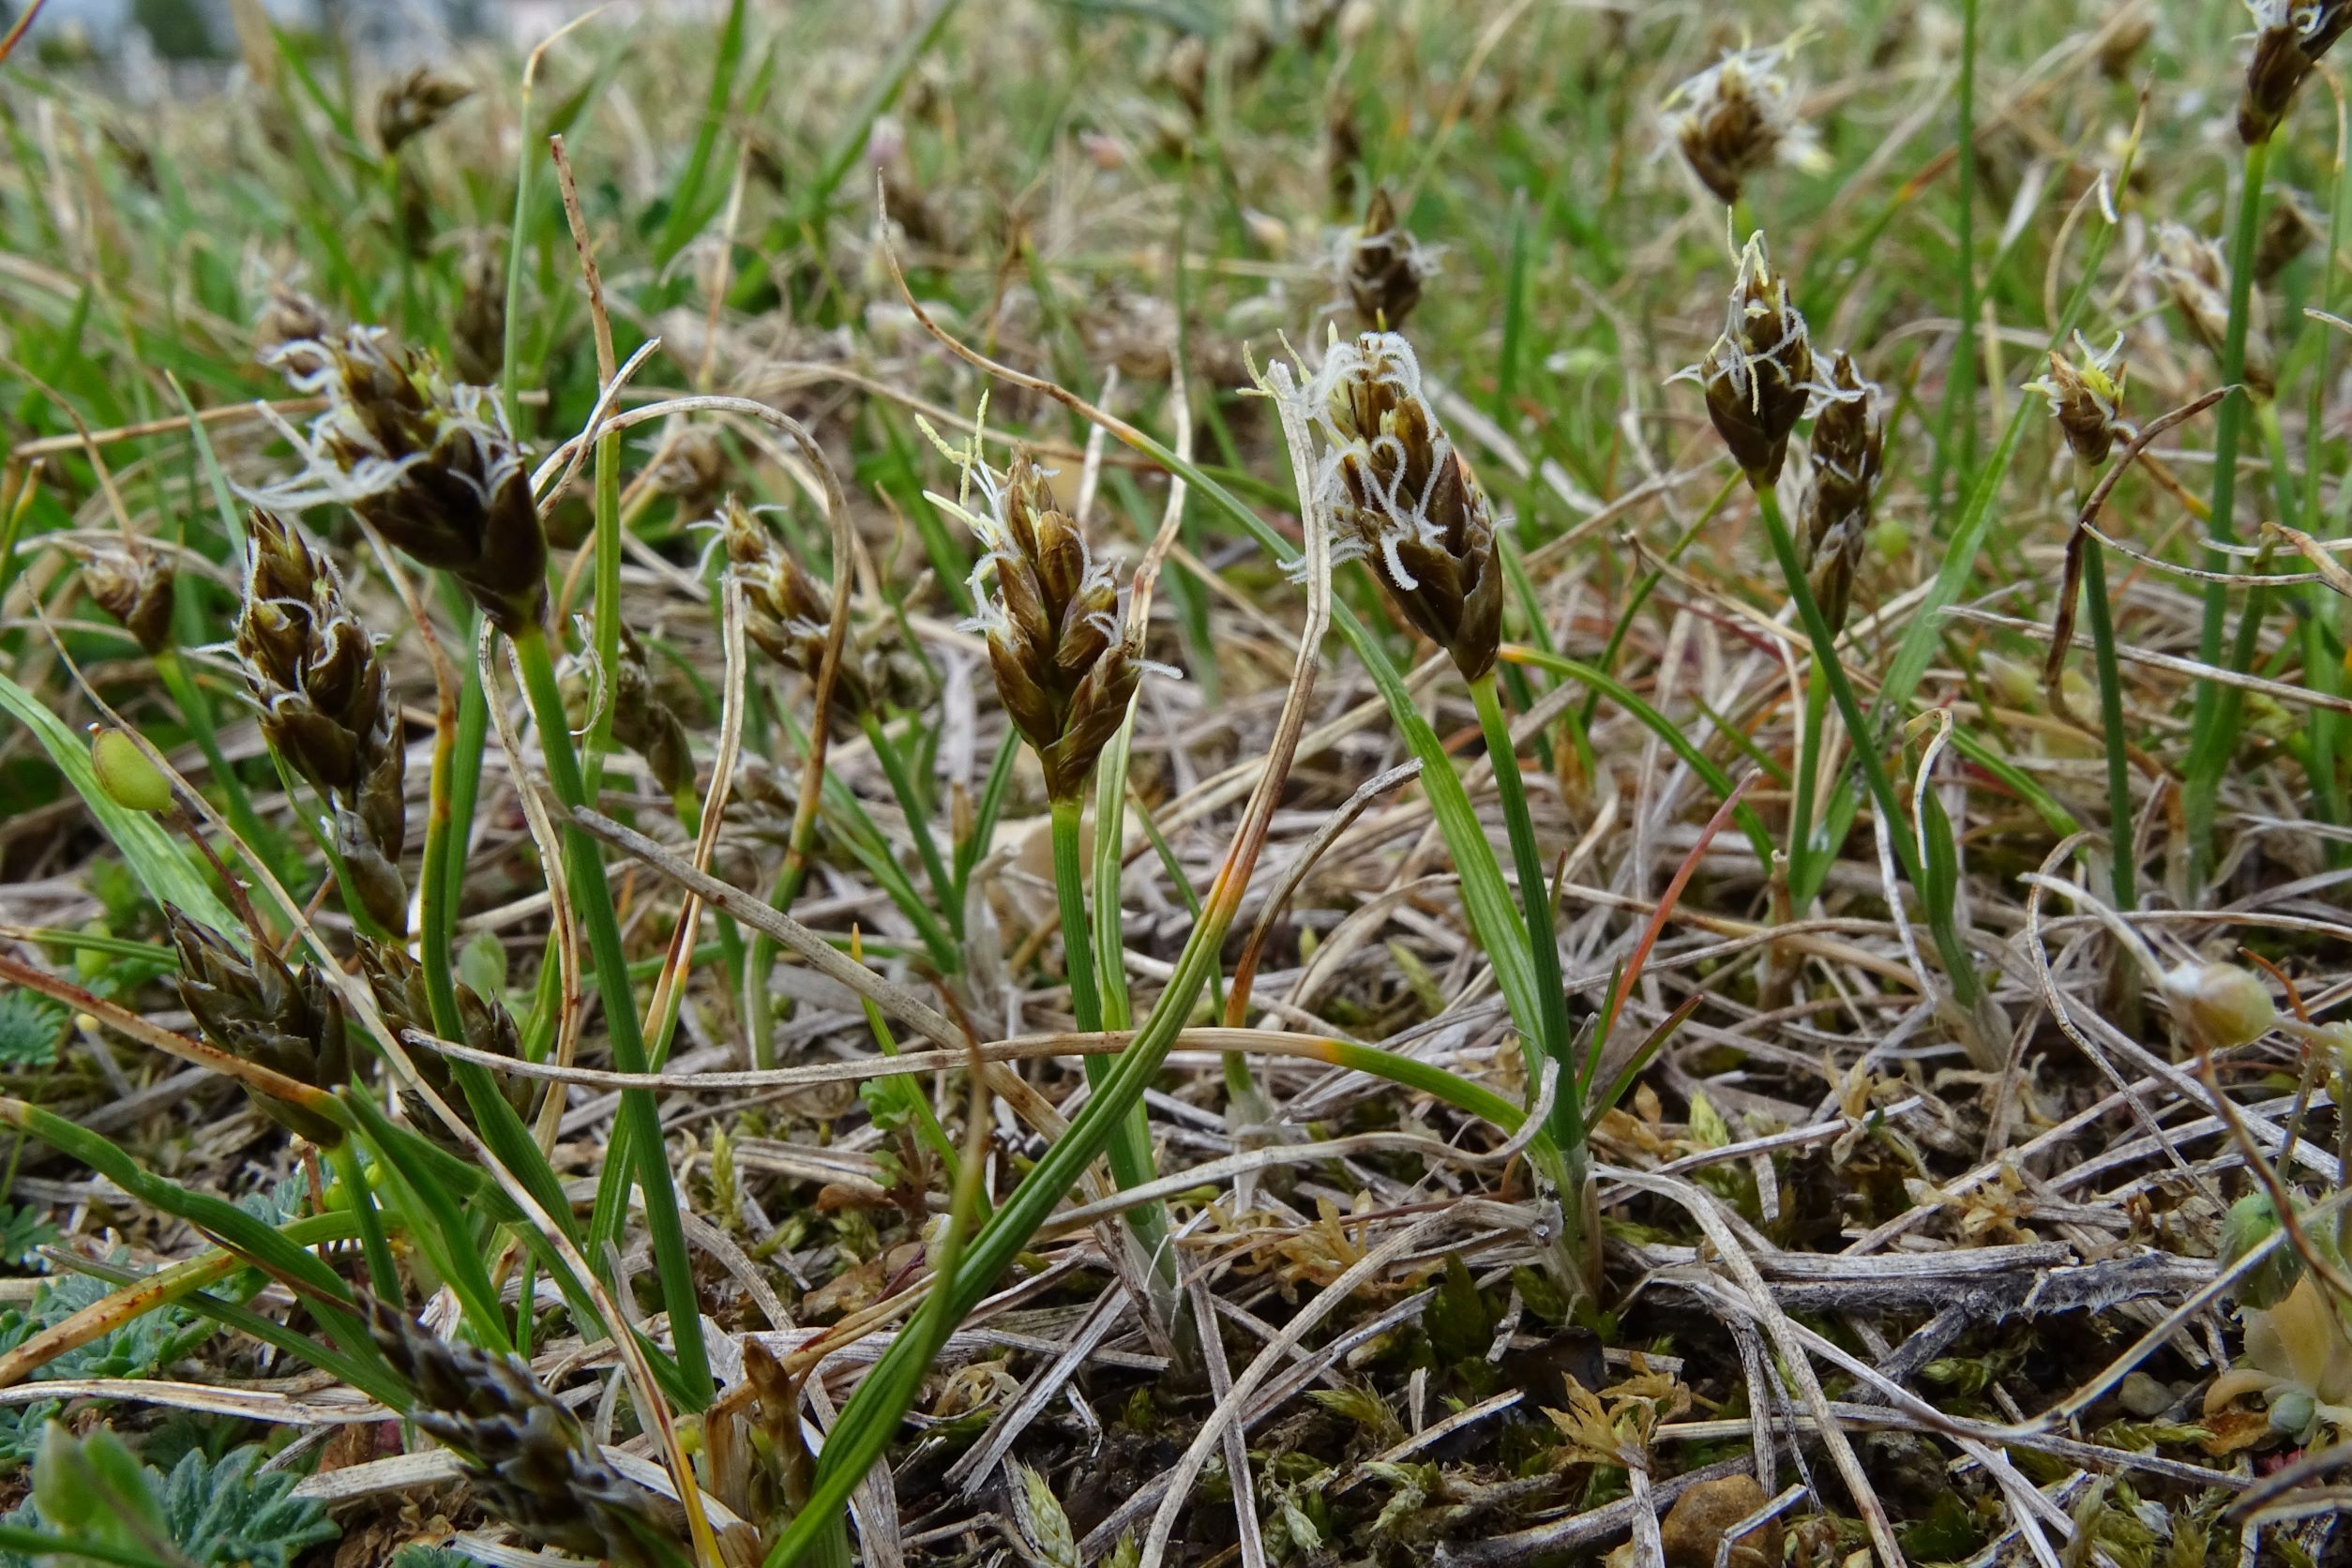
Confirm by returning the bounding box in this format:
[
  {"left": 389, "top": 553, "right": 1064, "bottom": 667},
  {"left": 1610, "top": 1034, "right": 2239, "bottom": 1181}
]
[
  {"left": 2268, "top": 1388, "right": 2317, "bottom": 1438},
  {"left": 89, "top": 727, "right": 173, "bottom": 814},
  {"left": 2161, "top": 960, "right": 2277, "bottom": 1052}
]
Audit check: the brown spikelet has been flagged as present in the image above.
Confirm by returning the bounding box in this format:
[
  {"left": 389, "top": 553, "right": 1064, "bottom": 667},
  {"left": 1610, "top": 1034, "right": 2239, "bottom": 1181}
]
[
  {"left": 2150, "top": 223, "right": 2275, "bottom": 400},
  {"left": 1686, "top": 233, "right": 1816, "bottom": 486},
  {"left": 235, "top": 510, "right": 409, "bottom": 931},
  {"left": 724, "top": 497, "right": 873, "bottom": 725},
  {"left": 451, "top": 236, "right": 505, "bottom": 385},
  {"left": 166, "top": 907, "right": 350, "bottom": 1145},
  {"left": 611, "top": 624, "right": 696, "bottom": 798},
  {"left": 1309, "top": 333, "right": 1502, "bottom": 682},
  {"left": 266, "top": 327, "right": 548, "bottom": 633},
  {"left": 1665, "top": 43, "right": 1817, "bottom": 206},
  {"left": 974, "top": 451, "right": 1156, "bottom": 799},
  {"left": 2239, "top": 0, "right": 2351, "bottom": 144},
  {"left": 1799, "top": 353, "right": 1881, "bottom": 637},
  {"left": 356, "top": 941, "right": 535, "bottom": 1149},
  {"left": 651, "top": 429, "right": 731, "bottom": 517},
  {"left": 376, "top": 66, "right": 473, "bottom": 155},
  {"left": 1343, "top": 188, "right": 1431, "bottom": 332},
  {"left": 2254, "top": 188, "right": 2323, "bottom": 285},
  {"left": 81, "top": 542, "right": 176, "bottom": 656},
  {"left": 2025, "top": 334, "right": 2130, "bottom": 470},
  {"left": 255, "top": 284, "right": 335, "bottom": 380},
  {"left": 365, "top": 1297, "right": 671, "bottom": 1565}
]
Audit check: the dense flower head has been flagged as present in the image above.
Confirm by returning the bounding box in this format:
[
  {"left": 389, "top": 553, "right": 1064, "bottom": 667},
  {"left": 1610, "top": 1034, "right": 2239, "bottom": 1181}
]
[
  {"left": 1800, "top": 351, "right": 1880, "bottom": 636},
  {"left": 2024, "top": 333, "right": 2131, "bottom": 469},
  {"left": 258, "top": 326, "right": 547, "bottom": 633},
  {"left": 376, "top": 66, "right": 473, "bottom": 154},
  {"left": 366, "top": 1297, "right": 668, "bottom": 1563},
  {"left": 1681, "top": 232, "right": 1817, "bottom": 485},
  {"left": 2150, "top": 223, "right": 2275, "bottom": 399},
  {"left": 1663, "top": 41, "right": 1821, "bottom": 206},
  {"left": 958, "top": 449, "right": 1160, "bottom": 799},
  {"left": 1304, "top": 331, "right": 1501, "bottom": 681},
  {"left": 357, "top": 940, "right": 535, "bottom": 1150},
  {"left": 81, "top": 542, "right": 176, "bottom": 656},
  {"left": 611, "top": 624, "right": 695, "bottom": 798},
  {"left": 234, "top": 509, "right": 407, "bottom": 931},
  {"left": 2239, "top": 0, "right": 2352, "bottom": 144},
  {"left": 167, "top": 907, "right": 350, "bottom": 1145},
  {"left": 1337, "top": 188, "right": 1439, "bottom": 332},
  {"left": 719, "top": 496, "right": 916, "bottom": 732}
]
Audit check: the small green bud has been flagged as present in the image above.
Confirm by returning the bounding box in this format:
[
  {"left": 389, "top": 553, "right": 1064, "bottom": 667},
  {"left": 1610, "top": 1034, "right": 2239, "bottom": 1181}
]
[
  {"left": 89, "top": 727, "right": 173, "bottom": 814},
  {"left": 2162, "top": 961, "right": 2277, "bottom": 1052},
  {"left": 2221, "top": 1192, "right": 2301, "bottom": 1310},
  {"left": 458, "top": 930, "right": 507, "bottom": 1000},
  {"left": 2268, "top": 1389, "right": 2316, "bottom": 1440}
]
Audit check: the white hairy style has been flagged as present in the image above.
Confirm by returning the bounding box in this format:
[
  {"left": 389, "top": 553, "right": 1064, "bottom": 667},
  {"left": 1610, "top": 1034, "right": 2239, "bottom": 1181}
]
[
  {"left": 1294, "top": 330, "right": 1455, "bottom": 591},
  {"left": 1660, "top": 39, "right": 1826, "bottom": 187},
  {"left": 245, "top": 328, "right": 525, "bottom": 520}
]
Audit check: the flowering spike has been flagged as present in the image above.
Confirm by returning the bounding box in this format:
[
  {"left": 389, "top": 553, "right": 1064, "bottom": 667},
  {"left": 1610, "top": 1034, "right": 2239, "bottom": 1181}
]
[
  {"left": 365, "top": 1297, "right": 669, "bottom": 1559},
  {"left": 2239, "top": 0, "right": 2352, "bottom": 144},
  {"left": 973, "top": 449, "right": 1163, "bottom": 799},
  {"left": 167, "top": 907, "right": 350, "bottom": 1146},
  {"left": 1307, "top": 333, "right": 1501, "bottom": 681},
  {"left": 1685, "top": 233, "right": 1816, "bottom": 486},
  {"left": 1664, "top": 41, "right": 1822, "bottom": 206},
  {"left": 1800, "top": 351, "right": 1881, "bottom": 636},
  {"left": 2024, "top": 333, "right": 2130, "bottom": 470},
  {"left": 262, "top": 327, "right": 548, "bottom": 633},
  {"left": 2151, "top": 223, "right": 2276, "bottom": 400},
  {"left": 81, "top": 542, "right": 176, "bottom": 656},
  {"left": 235, "top": 509, "right": 408, "bottom": 929},
  {"left": 1340, "top": 188, "right": 1437, "bottom": 332}
]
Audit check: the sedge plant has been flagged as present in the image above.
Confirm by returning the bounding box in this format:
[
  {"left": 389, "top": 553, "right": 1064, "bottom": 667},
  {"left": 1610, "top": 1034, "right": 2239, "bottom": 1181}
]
[{"left": 1680, "top": 234, "right": 1988, "bottom": 1033}]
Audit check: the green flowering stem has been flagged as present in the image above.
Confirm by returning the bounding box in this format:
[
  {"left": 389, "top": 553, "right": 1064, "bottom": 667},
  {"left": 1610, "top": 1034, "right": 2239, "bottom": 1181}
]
[
  {"left": 324, "top": 1138, "right": 399, "bottom": 1305},
  {"left": 2256, "top": 399, "right": 2343, "bottom": 830},
  {"left": 1754, "top": 485, "right": 1982, "bottom": 1007},
  {"left": 2073, "top": 468, "right": 2137, "bottom": 912},
  {"left": 1468, "top": 672, "right": 1593, "bottom": 1299},
  {"left": 419, "top": 609, "right": 490, "bottom": 1042},
  {"left": 860, "top": 709, "right": 957, "bottom": 927},
  {"left": 508, "top": 620, "right": 714, "bottom": 1410},
  {"left": 1049, "top": 793, "right": 1179, "bottom": 1334},
  {"left": 1787, "top": 667, "right": 1831, "bottom": 901},
  {"left": 2184, "top": 134, "right": 2273, "bottom": 886},
  {"left": 765, "top": 794, "right": 1257, "bottom": 1568}
]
